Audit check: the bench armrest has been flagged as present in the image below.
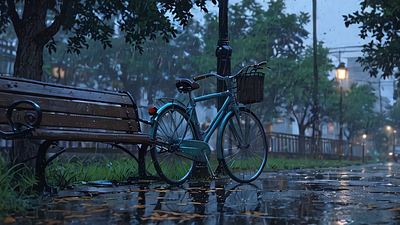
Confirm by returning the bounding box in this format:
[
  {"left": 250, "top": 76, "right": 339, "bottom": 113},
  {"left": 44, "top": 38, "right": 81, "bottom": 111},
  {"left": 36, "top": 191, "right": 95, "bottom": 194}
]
[
  {"left": 6, "top": 100, "right": 42, "bottom": 132},
  {"left": 0, "top": 129, "right": 33, "bottom": 140}
]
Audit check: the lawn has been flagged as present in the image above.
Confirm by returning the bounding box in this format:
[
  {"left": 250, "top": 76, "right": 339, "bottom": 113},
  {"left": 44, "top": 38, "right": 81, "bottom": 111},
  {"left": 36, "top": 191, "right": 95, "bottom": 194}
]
[{"left": 266, "top": 158, "right": 365, "bottom": 170}]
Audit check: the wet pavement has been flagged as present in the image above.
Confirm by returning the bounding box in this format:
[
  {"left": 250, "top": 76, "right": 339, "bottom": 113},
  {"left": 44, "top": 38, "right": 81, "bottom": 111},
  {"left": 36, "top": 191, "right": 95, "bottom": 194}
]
[{"left": 5, "top": 162, "right": 400, "bottom": 224}]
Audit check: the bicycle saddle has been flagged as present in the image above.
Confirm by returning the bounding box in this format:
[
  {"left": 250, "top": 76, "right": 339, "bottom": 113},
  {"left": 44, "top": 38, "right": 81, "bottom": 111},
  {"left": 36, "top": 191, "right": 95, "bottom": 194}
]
[{"left": 175, "top": 78, "right": 200, "bottom": 93}]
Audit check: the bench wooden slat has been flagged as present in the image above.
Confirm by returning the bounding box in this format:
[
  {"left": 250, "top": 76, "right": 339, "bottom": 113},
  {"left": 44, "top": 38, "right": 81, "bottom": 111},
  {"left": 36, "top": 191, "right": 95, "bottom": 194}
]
[
  {"left": 0, "top": 76, "right": 133, "bottom": 105},
  {"left": 0, "top": 109, "right": 140, "bottom": 132},
  {"left": 0, "top": 93, "right": 137, "bottom": 119},
  {"left": 31, "top": 129, "right": 151, "bottom": 144}
]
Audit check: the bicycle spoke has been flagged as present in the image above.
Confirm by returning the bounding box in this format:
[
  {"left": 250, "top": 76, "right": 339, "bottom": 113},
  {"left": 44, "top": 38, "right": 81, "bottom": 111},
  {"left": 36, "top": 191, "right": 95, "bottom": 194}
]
[
  {"left": 224, "top": 148, "right": 241, "bottom": 166},
  {"left": 158, "top": 117, "right": 174, "bottom": 138},
  {"left": 151, "top": 104, "right": 195, "bottom": 185},
  {"left": 220, "top": 108, "right": 267, "bottom": 183}
]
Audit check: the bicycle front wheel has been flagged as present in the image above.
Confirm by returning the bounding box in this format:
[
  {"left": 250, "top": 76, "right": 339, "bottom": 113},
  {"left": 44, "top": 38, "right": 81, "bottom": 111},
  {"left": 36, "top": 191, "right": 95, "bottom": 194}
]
[
  {"left": 150, "top": 104, "right": 196, "bottom": 185},
  {"left": 219, "top": 107, "right": 268, "bottom": 183}
]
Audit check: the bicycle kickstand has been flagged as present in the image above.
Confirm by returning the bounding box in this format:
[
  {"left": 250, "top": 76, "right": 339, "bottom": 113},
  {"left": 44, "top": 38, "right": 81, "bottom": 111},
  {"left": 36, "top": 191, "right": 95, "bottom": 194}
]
[{"left": 203, "top": 149, "right": 215, "bottom": 178}]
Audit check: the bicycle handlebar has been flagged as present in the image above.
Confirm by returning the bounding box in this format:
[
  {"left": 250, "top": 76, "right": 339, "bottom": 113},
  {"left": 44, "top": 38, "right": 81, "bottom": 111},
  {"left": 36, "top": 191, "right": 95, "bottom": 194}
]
[
  {"left": 193, "top": 61, "right": 268, "bottom": 82},
  {"left": 193, "top": 72, "right": 223, "bottom": 82}
]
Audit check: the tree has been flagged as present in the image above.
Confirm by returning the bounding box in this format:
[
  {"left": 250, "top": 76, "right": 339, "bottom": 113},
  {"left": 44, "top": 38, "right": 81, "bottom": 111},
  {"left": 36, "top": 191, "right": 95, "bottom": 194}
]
[
  {"left": 342, "top": 84, "right": 377, "bottom": 140},
  {"left": 194, "top": 0, "right": 310, "bottom": 124},
  {"left": 282, "top": 44, "right": 334, "bottom": 154},
  {"left": 388, "top": 102, "right": 400, "bottom": 129},
  {"left": 340, "top": 84, "right": 377, "bottom": 157},
  {"left": 0, "top": 0, "right": 213, "bottom": 81},
  {"left": 343, "top": 1, "right": 400, "bottom": 78},
  {"left": 0, "top": 0, "right": 213, "bottom": 165}
]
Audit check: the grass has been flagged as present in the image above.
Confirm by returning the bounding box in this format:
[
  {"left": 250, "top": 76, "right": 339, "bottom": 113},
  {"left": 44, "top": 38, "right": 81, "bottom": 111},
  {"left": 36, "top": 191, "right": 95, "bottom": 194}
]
[
  {"left": 45, "top": 155, "right": 142, "bottom": 187},
  {"left": 0, "top": 157, "right": 38, "bottom": 215},
  {"left": 266, "top": 158, "right": 365, "bottom": 171},
  {"left": 0, "top": 152, "right": 371, "bottom": 219}
]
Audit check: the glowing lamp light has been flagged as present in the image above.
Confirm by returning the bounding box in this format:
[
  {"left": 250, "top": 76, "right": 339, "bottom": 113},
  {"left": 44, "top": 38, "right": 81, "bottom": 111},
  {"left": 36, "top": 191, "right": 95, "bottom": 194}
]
[{"left": 336, "top": 62, "right": 347, "bottom": 80}]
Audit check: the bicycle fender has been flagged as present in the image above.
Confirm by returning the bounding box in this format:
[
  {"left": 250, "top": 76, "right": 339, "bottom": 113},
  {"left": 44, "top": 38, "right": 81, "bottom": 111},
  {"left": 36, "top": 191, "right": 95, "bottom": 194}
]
[{"left": 148, "top": 103, "right": 187, "bottom": 138}]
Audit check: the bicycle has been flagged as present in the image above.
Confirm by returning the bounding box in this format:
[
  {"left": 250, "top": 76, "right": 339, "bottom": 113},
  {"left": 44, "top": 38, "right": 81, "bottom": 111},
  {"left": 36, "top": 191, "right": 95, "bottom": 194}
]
[{"left": 148, "top": 61, "right": 269, "bottom": 185}]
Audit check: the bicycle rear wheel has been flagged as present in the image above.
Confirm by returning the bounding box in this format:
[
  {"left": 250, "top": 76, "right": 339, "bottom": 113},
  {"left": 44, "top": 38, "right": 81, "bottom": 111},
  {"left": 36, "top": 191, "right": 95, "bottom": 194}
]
[
  {"left": 218, "top": 107, "right": 268, "bottom": 183},
  {"left": 150, "top": 104, "right": 196, "bottom": 185}
]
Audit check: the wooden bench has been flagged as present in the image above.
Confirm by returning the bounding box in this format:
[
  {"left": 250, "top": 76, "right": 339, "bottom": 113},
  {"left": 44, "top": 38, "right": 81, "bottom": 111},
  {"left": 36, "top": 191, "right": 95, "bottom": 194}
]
[{"left": 0, "top": 75, "right": 156, "bottom": 191}]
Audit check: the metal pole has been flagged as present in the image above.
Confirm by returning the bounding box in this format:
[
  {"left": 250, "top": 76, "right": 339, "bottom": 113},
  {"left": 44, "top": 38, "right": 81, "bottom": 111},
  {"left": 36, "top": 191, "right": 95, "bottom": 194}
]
[
  {"left": 339, "top": 85, "right": 343, "bottom": 157},
  {"left": 191, "top": 0, "right": 232, "bottom": 177},
  {"left": 362, "top": 141, "right": 365, "bottom": 163},
  {"left": 216, "top": 0, "right": 232, "bottom": 109},
  {"left": 311, "top": 0, "right": 319, "bottom": 156},
  {"left": 338, "top": 50, "right": 343, "bottom": 158}
]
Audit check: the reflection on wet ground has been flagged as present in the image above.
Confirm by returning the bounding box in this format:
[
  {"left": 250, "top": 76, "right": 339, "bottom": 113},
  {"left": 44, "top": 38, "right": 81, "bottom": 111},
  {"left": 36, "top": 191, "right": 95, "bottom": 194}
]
[{"left": 6, "top": 163, "right": 400, "bottom": 224}]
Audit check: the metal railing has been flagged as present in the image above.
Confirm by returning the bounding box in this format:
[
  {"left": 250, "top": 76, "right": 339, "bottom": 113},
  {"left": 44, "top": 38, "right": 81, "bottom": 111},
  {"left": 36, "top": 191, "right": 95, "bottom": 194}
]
[
  {"left": 266, "top": 132, "right": 365, "bottom": 160},
  {"left": 1, "top": 132, "right": 368, "bottom": 160}
]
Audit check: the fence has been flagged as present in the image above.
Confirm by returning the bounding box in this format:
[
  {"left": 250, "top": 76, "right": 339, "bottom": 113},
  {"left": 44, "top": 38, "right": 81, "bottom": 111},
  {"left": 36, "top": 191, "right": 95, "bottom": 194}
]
[
  {"left": 266, "top": 132, "right": 366, "bottom": 160},
  {"left": 1, "top": 132, "right": 368, "bottom": 160}
]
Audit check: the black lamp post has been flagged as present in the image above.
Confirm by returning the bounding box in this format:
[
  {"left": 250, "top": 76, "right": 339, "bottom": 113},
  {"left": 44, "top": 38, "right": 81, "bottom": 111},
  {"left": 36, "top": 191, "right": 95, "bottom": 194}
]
[
  {"left": 336, "top": 62, "right": 347, "bottom": 157},
  {"left": 193, "top": 0, "right": 232, "bottom": 177},
  {"left": 216, "top": 0, "right": 232, "bottom": 109}
]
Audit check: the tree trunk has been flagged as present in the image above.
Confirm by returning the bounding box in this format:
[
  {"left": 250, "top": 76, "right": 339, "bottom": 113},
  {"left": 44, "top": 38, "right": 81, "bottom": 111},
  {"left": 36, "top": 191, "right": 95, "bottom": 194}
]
[
  {"left": 13, "top": 1, "right": 47, "bottom": 81},
  {"left": 14, "top": 37, "right": 45, "bottom": 80},
  {"left": 11, "top": 0, "right": 48, "bottom": 166},
  {"left": 298, "top": 126, "right": 307, "bottom": 157}
]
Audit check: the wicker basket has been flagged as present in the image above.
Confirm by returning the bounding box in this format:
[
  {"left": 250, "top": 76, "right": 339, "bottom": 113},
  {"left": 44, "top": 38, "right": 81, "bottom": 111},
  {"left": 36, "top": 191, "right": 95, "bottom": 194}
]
[{"left": 235, "top": 70, "right": 265, "bottom": 104}]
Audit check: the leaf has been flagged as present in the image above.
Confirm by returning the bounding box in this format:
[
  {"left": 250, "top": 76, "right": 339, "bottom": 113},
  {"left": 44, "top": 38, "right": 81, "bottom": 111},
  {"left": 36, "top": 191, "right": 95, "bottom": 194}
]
[
  {"left": 3, "top": 217, "right": 16, "bottom": 223},
  {"left": 131, "top": 205, "right": 145, "bottom": 208}
]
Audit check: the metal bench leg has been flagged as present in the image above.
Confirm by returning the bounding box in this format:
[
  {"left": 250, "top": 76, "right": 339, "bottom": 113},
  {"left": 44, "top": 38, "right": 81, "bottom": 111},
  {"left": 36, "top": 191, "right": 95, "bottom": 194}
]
[
  {"left": 34, "top": 140, "right": 55, "bottom": 192},
  {"left": 127, "top": 144, "right": 159, "bottom": 182},
  {"left": 138, "top": 144, "right": 148, "bottom": 178}
]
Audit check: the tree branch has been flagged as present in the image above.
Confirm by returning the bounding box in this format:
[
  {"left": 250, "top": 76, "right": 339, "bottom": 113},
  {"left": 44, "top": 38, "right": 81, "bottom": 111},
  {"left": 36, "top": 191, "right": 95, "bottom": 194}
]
[
  {"left": 6, "top": 0, "right": 24, "bottom": 37},
  {"left": 35, "top": 0, "right": 70, "bottom": 45}
]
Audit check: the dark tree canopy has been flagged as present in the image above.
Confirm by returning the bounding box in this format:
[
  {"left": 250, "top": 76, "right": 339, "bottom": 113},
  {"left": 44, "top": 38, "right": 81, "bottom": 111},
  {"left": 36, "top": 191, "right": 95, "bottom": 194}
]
[
  {"left": 0, "top": 0, "right": 213, "bottom": 80},
  {"left": 343, "top": 0, "right": 400, "bottom": 78}
]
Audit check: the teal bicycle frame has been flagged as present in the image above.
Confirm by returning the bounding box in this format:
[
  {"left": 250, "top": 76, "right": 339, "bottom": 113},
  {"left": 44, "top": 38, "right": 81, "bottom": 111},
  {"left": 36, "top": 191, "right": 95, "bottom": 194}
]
[
  {"left": 151, "top": 81, "right": 242, "bottom": 177},
  {"left": 149, "top": 61, "right": 268, "bottom": 184}
]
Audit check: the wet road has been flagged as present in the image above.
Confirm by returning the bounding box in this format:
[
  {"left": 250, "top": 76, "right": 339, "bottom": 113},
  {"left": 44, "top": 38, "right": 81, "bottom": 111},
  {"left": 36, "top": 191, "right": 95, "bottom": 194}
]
[{"left": 6, "top": 162, "right": 400, "bottom": 224}]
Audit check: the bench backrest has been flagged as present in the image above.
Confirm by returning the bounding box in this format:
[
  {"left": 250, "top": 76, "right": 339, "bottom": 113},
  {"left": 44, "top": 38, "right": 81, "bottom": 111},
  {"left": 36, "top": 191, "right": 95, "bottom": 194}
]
[{"left": 0, "top": 76, "right": 142, "bottom": 139}]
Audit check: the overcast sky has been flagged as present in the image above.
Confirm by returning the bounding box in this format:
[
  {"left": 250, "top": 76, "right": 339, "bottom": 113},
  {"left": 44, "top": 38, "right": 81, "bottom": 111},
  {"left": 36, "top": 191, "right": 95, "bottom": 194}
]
[{"left": 284, "top": 0, "right": 367, "bottom": 49}]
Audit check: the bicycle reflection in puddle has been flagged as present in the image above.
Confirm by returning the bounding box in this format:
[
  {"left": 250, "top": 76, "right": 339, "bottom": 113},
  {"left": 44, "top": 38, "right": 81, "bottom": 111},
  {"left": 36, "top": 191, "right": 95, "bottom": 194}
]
[
  {"left": 131, "top": 179, "right": 264, "bottom": 223},
  {"left": 12, "top": 179, "right": 264, "bottom": 224}
]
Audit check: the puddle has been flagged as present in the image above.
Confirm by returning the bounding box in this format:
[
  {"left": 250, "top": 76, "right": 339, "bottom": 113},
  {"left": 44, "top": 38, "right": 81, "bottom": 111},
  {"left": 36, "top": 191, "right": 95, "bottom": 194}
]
[{"left": 4, "top": 163, "right": 400, "bottom": 224}]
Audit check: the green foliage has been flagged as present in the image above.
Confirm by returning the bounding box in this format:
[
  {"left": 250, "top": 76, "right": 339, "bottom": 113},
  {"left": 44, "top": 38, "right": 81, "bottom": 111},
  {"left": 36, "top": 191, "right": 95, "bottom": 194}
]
[
  {"left": 42, "top": 0, "right": 313, "bottom": 116},
  {"left": 0, "top": 157, "right": 38, "bottom": 214},
  {"left": 388, "top": 102, "right": 400, "bottom": 129},
  {"left": 0, "top": 0, "right": 211, "bottom": 54},
  {"left": 343, "top": 0, "right": 400, "bottom": 78},
  {"left": 278, "top": 44, "right": 334, "bottom": 134},
  {"left": 343, "top": 84, "right": 377, "bottom": 138},
  {"left": 0, "top": 0, "right": 213, "bottom": 81}
]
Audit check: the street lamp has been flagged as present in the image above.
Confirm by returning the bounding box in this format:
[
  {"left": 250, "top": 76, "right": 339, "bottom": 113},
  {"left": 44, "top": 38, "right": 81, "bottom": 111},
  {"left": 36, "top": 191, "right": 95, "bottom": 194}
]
[
  {"left": 387, "top": 126, "right": 397, "bottom": 161},
  {"left": 336, "top": 62, "right": 347, "bottom": 157},
  {"left": 362, "top": 134, "right": 367, "bottom": 163},
  {"left": 394, "top": 130, "right": 397, "bottom": 160}
]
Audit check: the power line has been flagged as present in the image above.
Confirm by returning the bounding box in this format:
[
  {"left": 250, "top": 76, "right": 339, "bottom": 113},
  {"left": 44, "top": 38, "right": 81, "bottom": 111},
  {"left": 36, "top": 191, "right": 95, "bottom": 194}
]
[
  {"left": 328, "top": 45, "right": 364, "bottom": 50},
  {"left": 329, "top": 50, "right": 363, "bottom": 54}
]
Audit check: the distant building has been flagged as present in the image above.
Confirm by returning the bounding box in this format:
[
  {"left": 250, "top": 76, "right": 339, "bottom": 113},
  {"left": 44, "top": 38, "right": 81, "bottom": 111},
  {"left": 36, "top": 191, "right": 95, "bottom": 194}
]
[
  {"left": 0, "top": 40, "right": 16, "bottom": 75},
  {"left": 345, "top": 57, "right": 395, "bottom": 115}
]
